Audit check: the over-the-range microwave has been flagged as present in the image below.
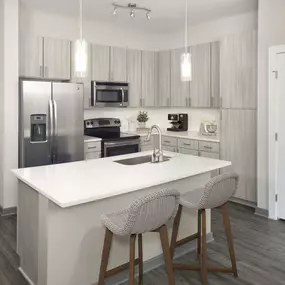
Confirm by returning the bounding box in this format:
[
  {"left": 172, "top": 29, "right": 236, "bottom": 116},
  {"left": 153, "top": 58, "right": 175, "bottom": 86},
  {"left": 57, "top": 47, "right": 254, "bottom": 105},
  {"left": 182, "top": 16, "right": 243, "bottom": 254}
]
[{"left": 91, "top": 81, "right": 129, "bottom": 107}]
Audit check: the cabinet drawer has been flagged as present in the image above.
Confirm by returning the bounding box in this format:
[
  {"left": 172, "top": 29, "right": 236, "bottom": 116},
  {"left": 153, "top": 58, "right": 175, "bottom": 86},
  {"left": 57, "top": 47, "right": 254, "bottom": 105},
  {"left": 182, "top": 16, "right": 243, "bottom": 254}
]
[
  {"left": 178, "top": 138, "right": 198, "bottom": 150},
  {"left": 199, "top": 151, "right": 219, "bottom": 159},
  {"left": 85, "top": 152, "right": 101, "bottom": 160},
  {"left": 179, "top": 148, "right": 199, "bottom": 156},
  {"left": 162, "top": 136, "right": 177, "bottom": 147},
  {"left": 163, "top": 145, "right": 177, "bottom": 152},
  {"left": 84, "top": 141, "right": 101, "bottom": 153},
  {"left": 199, "top": 141, "right": 219, "bottom": 153}
]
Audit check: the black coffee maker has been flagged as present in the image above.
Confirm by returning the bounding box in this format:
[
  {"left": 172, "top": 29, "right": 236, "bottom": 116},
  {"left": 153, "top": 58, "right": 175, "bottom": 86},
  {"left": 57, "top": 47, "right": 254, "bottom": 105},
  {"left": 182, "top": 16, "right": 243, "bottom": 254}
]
[{"left": 167, "top": 114, "right": 188, "bottom": 132}]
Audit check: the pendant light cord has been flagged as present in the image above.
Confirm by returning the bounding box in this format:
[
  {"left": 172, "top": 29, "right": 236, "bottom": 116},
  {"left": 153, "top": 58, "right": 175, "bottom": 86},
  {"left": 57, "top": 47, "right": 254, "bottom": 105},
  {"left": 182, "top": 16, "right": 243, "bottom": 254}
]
[
  {"left": 79, "top": 0, "right": 83, "bottom": 41},
  {"left": 184, "top": 0, "right": 188, "bottom": 54}
]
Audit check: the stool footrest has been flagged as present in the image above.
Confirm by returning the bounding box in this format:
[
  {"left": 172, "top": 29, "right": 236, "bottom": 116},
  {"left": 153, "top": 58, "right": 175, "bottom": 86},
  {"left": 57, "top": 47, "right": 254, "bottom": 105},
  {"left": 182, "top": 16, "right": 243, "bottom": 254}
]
[
  {"left": 173, "top": 263, "right": 235, "bottom": 273},
  {"left": 175, "top": 232, "right": 199, "bottom": 248},
  {"left": 105, "top": 258, "right": 140, "bottom": 278}
]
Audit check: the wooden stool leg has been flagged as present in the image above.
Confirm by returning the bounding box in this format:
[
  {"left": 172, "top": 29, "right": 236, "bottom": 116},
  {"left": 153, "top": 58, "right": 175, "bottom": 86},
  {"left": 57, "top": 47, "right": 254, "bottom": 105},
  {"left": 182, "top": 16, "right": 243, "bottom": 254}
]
[
  {"left": 159, "top": 225, "right": 175, "bottom": 285},
  {"left": 98, "top": 228, "right": 113, "bottom": 285},
  {"left": 201, "top": 209, "right": 208, "bottom": 285},
  {"left": 138, "top": 234, "right": 143, "bottom": 285},
  {"left": 221, "top": 203, "right": 238, "bottom": 277},
  {"left": 129, "top": 234, "right": 137, "bottom": 285},
  {"left": 170, "top": 205, "right": 182, "bottom": 259},
  {"left": 197, "top": 209, "right": 202, "bottom": 259}
]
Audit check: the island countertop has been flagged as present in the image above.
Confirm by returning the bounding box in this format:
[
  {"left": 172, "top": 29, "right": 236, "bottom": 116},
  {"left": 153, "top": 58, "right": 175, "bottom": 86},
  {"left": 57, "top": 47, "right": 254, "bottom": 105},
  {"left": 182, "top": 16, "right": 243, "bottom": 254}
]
[{"left": 12, "top": 151, "right": 231, "bottom": 208}]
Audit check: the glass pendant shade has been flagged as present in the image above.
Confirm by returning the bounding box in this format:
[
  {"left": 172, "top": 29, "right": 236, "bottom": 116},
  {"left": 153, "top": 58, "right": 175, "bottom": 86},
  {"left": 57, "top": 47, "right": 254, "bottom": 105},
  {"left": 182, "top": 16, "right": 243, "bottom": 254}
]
[
  {"left": 181, "top": 52, "right": 192, "bottom": 82},
  {"left": 75, "top": 38, "right": 88, "bottom": 78}
]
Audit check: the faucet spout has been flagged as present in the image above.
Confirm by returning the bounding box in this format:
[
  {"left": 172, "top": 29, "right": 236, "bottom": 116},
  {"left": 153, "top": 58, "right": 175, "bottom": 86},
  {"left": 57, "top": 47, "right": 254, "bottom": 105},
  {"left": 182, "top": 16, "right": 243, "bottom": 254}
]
[{"left": 147, "top": 125, "right": 163, "bottom": 163}]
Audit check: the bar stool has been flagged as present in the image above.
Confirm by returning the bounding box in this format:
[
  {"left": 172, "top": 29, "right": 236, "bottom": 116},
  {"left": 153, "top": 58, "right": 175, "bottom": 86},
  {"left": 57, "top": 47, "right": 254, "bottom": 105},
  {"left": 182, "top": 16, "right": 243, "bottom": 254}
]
[
  {"left": 98, "top": 189, "right": 180, "bottom": 285},
  {"left": 170, "top": 173, "right": 239, "bottom": 285}
]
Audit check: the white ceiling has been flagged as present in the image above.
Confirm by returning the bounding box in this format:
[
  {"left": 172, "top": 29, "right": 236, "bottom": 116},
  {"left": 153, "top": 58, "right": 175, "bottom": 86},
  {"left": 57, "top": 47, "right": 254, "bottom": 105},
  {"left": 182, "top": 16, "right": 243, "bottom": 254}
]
[{"left": 20, "top": 0, "right": 258, "bottom": 33}]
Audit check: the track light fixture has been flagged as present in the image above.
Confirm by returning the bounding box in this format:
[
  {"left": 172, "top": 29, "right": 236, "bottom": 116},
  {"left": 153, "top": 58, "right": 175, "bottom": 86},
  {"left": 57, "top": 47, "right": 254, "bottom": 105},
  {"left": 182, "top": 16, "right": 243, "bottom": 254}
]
[{"left": 112, "top": 3, "right": 152, "bottom": 19}]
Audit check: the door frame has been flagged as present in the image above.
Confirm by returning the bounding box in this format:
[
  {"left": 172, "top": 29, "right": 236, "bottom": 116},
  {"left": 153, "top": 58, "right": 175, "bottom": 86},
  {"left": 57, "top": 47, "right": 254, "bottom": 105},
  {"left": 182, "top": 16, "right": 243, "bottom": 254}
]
[{"left": 268, "top": 45, "right": 285, "bottom": 220}]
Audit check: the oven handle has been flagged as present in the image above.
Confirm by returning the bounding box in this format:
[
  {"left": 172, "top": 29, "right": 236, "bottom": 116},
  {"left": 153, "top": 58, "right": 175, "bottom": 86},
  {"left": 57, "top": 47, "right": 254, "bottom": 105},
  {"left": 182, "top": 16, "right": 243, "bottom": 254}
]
[
  {"left": 120, "top": 88, "right": 124, "bottom": 106},
  {"left": 104, "top": 139, "right": 140, "bottom": 147}
]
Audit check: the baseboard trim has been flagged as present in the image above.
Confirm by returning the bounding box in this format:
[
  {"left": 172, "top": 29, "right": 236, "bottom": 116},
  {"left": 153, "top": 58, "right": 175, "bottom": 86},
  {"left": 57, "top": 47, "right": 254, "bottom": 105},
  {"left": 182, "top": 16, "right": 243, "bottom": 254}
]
[
  {"left": 230, "top": 197, "right": 257, "bottom": 208},
  {"left": 255, "top": 207, "right": 269, "bottom": 218},
  {"left": 0, "top": 206, "right": 17, "bottom": 216},
  {"left": 100, "top": 232, "right": 214, "bottom": 285},
  {"left": 19, "top": 267, "right": 35, "bottom": 285}
]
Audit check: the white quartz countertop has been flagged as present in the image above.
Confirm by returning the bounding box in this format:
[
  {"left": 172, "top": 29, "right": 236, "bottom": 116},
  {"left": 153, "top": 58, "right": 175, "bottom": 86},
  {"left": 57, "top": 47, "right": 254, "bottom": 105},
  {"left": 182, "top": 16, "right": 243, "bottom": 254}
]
[
  {"left": 84, "top": 135, "right": 102, "bottom": 143},
  {"left": 133, "top": 130, "right": 220, "bottom": 143},
  {"left": 12, "top": 151, "right": 230, "bottom": 208}
]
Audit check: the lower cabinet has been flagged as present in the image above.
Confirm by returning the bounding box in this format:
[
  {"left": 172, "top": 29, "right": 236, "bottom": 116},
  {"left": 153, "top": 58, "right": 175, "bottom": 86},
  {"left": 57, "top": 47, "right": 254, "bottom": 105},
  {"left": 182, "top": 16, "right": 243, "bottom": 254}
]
[
  {"left": 162, "top": 146, "right": 177, "bottom": 152},
  {"left": 84, "top": 141, "right": 102, "bottom": 160},
  {"left": 178, "top": 148, "right": 199, "bottom": 156}
]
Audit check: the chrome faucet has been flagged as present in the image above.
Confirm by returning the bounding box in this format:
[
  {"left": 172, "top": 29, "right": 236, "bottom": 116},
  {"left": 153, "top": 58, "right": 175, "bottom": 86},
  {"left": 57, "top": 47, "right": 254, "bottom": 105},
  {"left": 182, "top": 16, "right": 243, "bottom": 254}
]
[{"left": 145, "top": 125, "right": 164, "bottom": 163}]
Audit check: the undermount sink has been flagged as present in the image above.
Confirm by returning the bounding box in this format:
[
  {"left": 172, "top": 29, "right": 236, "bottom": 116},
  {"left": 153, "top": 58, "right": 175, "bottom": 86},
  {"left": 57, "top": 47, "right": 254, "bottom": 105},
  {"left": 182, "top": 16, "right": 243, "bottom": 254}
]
[{"left": 115, "top": 155, "right": 171, "bottom": 166}]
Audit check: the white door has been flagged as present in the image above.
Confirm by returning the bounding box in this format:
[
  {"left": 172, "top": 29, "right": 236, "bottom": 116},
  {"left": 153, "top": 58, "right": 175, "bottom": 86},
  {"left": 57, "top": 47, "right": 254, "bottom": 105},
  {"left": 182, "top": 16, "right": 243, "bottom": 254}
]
[{"left": 276, "top": 52, "right": 285, "bottom": 219}]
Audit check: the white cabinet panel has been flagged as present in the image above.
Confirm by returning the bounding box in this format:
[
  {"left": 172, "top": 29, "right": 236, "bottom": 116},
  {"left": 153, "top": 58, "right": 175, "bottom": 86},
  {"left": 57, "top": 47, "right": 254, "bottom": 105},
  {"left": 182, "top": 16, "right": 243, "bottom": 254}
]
[
  {"left": 19, "top": 36, "right": 43, "bottom": 78},
  {"left": 127, "top": 49, "right": 142, "bottom": 107},
  {"left": 178, "top": 138, "right": 198, "bottom": 150},
  {"left": 162, "top": 136, "right": 178, "bottom": 147},
  {"left": 91, "top": 44, "right": 110, "bottom": 81},
  {"left": 178, "top": 148, "right": 199, "bottom": 156},
  {"left": 158, "top": 50, "right": 171, "bottom": 107},
  {"left": 198, "top": 141, "right": 219, "bottom": 153},
  {"left": 163, "top": 146, "right": 177, "bottom": 152},
  {"left": 85, "top": 152, "right": 101, "bottom": 160},
  {"left": 211, "top": 42, "right": 220, "bottom": 108},
  {"left": 71, "top": 41, "right": 92, "bottom": 109},
  {"left": 171, "top": 47, "right": 190, "bottom": 107},
  {"left": 110, "top": 47, "right": 127, "bottom": 82},
  {"left": 190, "top": 43, "right": 211, "bottom": 107},
  {"left": 220, "top": 30, "right": 257, "bottom": 109},
  {"left": 43, "top": 38, "right": 71, "bottom": 80},
  {"left": 142, "top": 51, "right": 158, "bottom": 107},
  {"left": 220, "top": 109, "right": 257, "bottom": 202}
]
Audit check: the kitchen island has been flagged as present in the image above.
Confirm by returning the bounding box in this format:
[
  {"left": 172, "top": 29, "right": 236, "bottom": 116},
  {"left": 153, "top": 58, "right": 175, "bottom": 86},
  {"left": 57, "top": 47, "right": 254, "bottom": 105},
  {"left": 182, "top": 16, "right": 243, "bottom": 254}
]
[{"left": 12, "top": 151, "right": 230, "bottom": 285}]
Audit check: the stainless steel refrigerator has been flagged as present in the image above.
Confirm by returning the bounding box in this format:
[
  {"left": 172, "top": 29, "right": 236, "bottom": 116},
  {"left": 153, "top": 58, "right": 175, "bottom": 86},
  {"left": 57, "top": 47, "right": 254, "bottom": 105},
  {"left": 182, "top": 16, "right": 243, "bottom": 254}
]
[{"left": 19, "top": 80, "right": 84, "bottom": 168}]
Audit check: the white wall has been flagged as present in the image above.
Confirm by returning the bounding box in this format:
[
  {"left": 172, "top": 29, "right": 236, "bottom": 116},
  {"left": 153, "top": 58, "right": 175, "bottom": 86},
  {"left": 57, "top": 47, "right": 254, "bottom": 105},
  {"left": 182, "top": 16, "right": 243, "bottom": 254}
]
[
  {"left": 0, "top": 0, "right": 19, "bottom": 209},
  {"left": 84, "top": 108, "right": 220, "bottom": 133},
  {"left": 257, "top": 0, "right": 285, "bottom": 210},
  {"left": 19, "top": 5, "right": 257, "bottom": 50}
]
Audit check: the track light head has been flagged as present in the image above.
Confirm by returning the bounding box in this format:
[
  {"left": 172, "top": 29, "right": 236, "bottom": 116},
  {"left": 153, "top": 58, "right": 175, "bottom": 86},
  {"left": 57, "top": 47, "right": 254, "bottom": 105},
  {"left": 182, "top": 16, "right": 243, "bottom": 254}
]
[
  {"left": 146, "top": 11, "right": 151, "bottom": 20},
  {"left": 113, "top": 7, "right": 118, "bottom": 15},
  {"left": 130, "top": 10, "right": 135, "bottom": 17}
]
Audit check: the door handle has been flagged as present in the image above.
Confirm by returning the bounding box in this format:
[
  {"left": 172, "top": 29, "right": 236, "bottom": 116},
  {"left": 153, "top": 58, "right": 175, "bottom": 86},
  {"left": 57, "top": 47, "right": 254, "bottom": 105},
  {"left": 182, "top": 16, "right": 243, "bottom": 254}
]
[
  {"left": 48, "top": 100, "right": 54, "bottom": 162},
  {"left": 120, "top": 88, "right": 125, "bottom": 107},
  {"left": 54, "top": 100, "right": 58, "bottom": 138}
]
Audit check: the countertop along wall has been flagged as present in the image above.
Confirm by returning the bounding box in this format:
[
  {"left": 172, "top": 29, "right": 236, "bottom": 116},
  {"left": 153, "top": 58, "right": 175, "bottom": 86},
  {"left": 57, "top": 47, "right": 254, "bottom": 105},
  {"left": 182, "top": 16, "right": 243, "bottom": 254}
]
[{"left": 257, "top": 0, "right": 285, "bottom": 211}]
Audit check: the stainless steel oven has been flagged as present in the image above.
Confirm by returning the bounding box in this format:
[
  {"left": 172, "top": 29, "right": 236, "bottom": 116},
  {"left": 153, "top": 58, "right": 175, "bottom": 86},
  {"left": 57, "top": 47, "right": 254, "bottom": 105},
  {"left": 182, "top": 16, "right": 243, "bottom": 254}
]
[
  {"left": 91, "top": 81, "right": 129, "bottom": 107},
  {"left": 104, "top": 139, "right": 140, "bottom": 157}
]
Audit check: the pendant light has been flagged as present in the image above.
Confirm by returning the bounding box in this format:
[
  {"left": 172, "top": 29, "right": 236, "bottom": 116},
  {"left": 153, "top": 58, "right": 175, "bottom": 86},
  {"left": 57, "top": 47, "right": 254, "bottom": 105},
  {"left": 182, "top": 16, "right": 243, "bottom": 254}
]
[
  {"left": 181, "top": 0, "right": 192, "bottom": 82},
  {"left": 75, "top": 0, "right": 88, "bottom": 78}
]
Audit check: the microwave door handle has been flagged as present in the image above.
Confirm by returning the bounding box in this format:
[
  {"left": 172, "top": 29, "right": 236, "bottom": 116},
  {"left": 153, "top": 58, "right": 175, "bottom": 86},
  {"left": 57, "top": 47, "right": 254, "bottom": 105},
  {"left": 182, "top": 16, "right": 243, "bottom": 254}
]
[
  {"left": 48, "top": 99, "right": 54, "bottom": 163},
  {"left": 120, "top": 88, "right": 124, "bottom": 107},
  {"left": 53, "top": 100, "right": 58, "bottom": 162}
]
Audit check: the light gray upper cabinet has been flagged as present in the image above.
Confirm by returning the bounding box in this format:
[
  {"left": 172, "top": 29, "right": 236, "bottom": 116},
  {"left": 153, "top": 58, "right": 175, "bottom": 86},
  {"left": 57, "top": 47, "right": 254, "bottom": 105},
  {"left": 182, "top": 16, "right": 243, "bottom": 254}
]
[
  {"left": 110, "top": 47, "right": 127, "bottom": 82},
  {"left": 220, "top": 109, "right": 257, "bottom": 202},
  {"left": 70, "top": 41, "right": 92, "bottom": 109},
  {"left": 171, "top": 47, "right": 190, "bottom": 107},
  {"left": 19, "top": 36, "right": 43, "bottom": 78},
  {"left": 190, "top": 43, "right": 211, "bottom": 108},
  {"left": 91, "top": 44, "right": 110, "bottom": 81},
  {"left": 158, "top": 50, "right": 171, "bottom": 107},
  {"left": 220, "top": 30, "right": 257, "bottom": 109},
  {"left": 43, "top": 38, "right": 71, "bottom": 80},
  {"left": 127, "top": 49, "right": 142, "bottom": 107},
  {"left": 141, "top": 51, "right": 158, "bottom": 107},
  {"left": 211, "top": 42, "right": 220, "bottom": 108}
]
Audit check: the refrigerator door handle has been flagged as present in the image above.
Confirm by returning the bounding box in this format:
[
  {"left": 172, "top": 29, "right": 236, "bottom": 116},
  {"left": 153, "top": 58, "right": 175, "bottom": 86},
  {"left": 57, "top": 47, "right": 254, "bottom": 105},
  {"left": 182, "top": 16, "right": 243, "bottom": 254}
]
[
  {"left": 48, "top": 99, "right": 54, "bottom": 162},
  {"left": 54, "top": 100, "right": 58, "bottom": 138}
]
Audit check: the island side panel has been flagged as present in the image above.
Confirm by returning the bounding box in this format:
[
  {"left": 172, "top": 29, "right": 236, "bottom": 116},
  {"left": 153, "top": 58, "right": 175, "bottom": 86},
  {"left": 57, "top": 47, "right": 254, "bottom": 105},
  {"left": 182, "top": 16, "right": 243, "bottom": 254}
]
[
  {"left": 17, "top": 181, "right": 49, "bottom": 285},
  {"left": 17, "top": 181, "right": 39, "bottom": 285},
  {"left": 45, "top": 172, "right": 211, "bottom": 285}
]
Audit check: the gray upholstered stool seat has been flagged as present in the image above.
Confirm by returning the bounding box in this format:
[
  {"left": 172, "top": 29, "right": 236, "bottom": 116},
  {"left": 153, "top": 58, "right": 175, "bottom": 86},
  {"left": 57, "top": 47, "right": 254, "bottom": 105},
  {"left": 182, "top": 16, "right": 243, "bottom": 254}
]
[
  {"left": 170, "top": 173, "right": 239, "bottom": 285},
  {"left": 98, "top": 189, "right": 180, "bottom": 285}
]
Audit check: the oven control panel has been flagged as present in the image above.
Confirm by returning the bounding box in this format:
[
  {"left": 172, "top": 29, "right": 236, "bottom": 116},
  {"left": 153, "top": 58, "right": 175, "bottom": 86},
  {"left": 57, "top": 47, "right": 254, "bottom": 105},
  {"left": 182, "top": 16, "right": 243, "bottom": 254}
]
[{"left": 84, "top": 118, "right": 121, "bottom": 129}]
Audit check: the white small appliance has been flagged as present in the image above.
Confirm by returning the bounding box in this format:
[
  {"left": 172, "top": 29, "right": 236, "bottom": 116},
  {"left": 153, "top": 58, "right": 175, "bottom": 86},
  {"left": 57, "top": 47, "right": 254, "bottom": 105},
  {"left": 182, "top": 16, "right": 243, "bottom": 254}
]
[{"left": 200, "top": 120, "right": 218, "bottom": 136}]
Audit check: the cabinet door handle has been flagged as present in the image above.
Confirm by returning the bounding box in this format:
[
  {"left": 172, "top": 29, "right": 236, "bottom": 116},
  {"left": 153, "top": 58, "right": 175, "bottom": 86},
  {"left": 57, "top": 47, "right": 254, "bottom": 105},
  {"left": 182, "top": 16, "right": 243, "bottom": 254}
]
[
  {"left": 87, "top": 146, "right": 98, "bottom": 150},
  {"left": 40, "top": 66, "right": 43, "bottom": 77},
  {"left": 210, "top": 96, "right": 213, "bottom": 107},
  {"left": 203, "top": 146, "right": 212, "bottom": 150},
  {"left": 164, "top": 140, "right": 171, "bottom": 143},
  {"left": 183, "top": 143, "right": 191, "bottom": 146},
  {"left": 220, "top": 97, "right": 222, "bottom": 107},
  {"left": 45, "top": 66, "right": 48, "bottom": 78}
]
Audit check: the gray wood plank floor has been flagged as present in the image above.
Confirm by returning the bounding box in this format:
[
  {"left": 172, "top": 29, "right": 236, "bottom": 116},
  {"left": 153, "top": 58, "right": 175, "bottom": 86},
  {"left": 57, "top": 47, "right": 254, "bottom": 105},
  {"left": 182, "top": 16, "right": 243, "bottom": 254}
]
[{"left": 1, "top": 203, "right": 285, "bottom": 285}]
